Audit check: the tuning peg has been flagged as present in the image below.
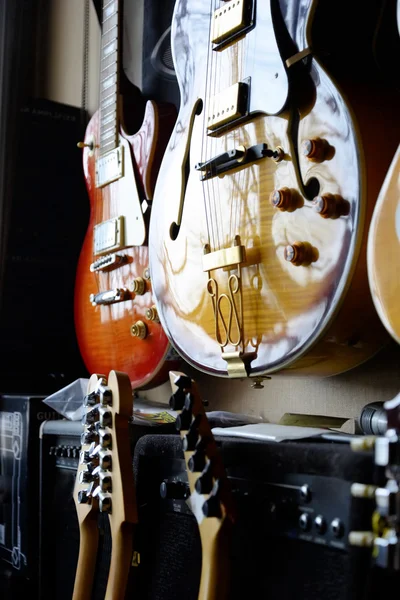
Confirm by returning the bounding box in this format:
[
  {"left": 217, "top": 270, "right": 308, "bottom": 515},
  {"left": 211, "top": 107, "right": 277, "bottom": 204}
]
[
  {"left": 81, "top": 430, "right": 98, "bottom": 445},
  {"left": 99, "top": 408, "right": 112, "bottom": 428},
  {"left": 99, "top": 429, "right": 112, "bottom": 449},
  {"left": 195, "top": 460, "right": 214, "bottom": 495},
  {"left": 77, "top": 489, "right": 91, "bottom": 504},
  {"left": 79, "top": 469, "right": 96, "bottom": 484},
  {"left": 82, "top": 405, "right": 99, "bottom": 425},
  {"left": 188, "top": 448, "right": 206, "bottom": 472},
  {"left": 176, "top": 407, "right": 192, "bottom": 431},
  {"left": 99, "top": 471, "right": 112, "bottom": 492},
  {"left": 83, "top": 391, "right": 99, "bottom": 407},
  {"left": 202, "top": 480, "right": 222, "bottom": 519},
  {"left": 98, "top": 384, "right": 112, "bottom": 406},
  {"left": 99, "top": 450, "right": 112, "bottom": 470},
  {"left": 183, "top": 414, "right": 202, "bottom": 451},
  {"left": 169, "top": 388, "right": 186, "bottom": 410},
  {"left": 86, "top": 459, "right": 99, "bottom": 473},
  {"left": 173, "top": 374, "right": 192, "bottom": 390},
  {"left": 160, "top": 480, "right": 190, "bottom": 500}
]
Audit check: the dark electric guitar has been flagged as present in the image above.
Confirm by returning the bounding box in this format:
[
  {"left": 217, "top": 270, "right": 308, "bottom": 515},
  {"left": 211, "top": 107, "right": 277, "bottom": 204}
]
[
  {"left": 148, "top": 0, "right": 400, "bottom": 383},
  {"left": 74, "top": 0, "right": 179, "bottom": 389}
]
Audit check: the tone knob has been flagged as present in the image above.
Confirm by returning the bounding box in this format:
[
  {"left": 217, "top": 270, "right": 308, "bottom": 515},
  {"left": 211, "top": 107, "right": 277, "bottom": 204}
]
[
  {"left": 130, "top": 277, "right": 146, "bottom": 295},
  {"left": 312, "top": 193, "right": 349, "bottom": 219},
  {"left": 269, "top": 187, "right": 297, "bottom": 211},
  {"left": 145, "top": 305, "right": 159, "bottom": 322},
  {"left": 299, "top": 512, "right": 311, "bottom": 531},
  {"left": 284, "top": 242, "right": 317, "bottom": 267},
  {"left": 130, "top": 321, "right": 147, "bottom": 339},
  {"left": 301, "top": 138, "right": 328, "bottom": 161},
  {"left": 300, "top": 484, "right": 312, "bottom": 503},
  {"left": 160, "top": 480, "right": 189, "bottom": 500}
]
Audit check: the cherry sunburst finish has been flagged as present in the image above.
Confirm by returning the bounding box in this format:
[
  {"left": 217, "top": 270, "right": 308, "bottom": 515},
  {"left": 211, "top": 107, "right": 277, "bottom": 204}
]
[
  {"left": 74, "top": 0, "right": 178, "bottom": 389},
  {"left": 149, "top": 0, "right": 400, "bottom": 381}
]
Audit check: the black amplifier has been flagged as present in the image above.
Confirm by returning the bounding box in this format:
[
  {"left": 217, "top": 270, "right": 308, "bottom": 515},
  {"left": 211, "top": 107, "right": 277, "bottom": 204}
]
[
  {"left": 0, "top": 394, "right": 59, "bottom": 599},
  {"left": 38, "top": 421, "right": 399, "bottom": 600}
]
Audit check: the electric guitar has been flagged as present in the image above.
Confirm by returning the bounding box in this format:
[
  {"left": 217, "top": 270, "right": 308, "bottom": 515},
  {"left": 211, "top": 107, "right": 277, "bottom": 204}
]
[
  {"left": 73, "top": 370, "right": 136, "bottom": 600},
  {"left": 74, "top": 0, "right": 179, "bottom": 389},
  {"left": 169, "top": 371, "right": 236, "bottom": 600},
  {"left": 367, "top": 3, "right": 400, "bottom": 344},
  {"left": 149, "top": 0, "right": 400, "bottom": 383}
]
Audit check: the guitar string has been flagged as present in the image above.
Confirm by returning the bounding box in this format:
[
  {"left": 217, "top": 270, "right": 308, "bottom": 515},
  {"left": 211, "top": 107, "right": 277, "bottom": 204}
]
[
  {"left": 213, "top": 0, "right": 225, "bottom": 252},
  {"left": 200, "top": 0, "right": 215, "bottom": 252},
  {"left": 202, "top": 0, "right": 218, "bottom": 253},
  {"left": 209, "top": 0, "right": 222, "bottom": 251}
]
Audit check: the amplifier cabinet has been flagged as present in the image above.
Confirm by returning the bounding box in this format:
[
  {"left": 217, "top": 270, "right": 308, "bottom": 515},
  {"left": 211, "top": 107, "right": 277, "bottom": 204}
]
[{"left": 38, "top": 423, "right": 400, "bottom": 599}]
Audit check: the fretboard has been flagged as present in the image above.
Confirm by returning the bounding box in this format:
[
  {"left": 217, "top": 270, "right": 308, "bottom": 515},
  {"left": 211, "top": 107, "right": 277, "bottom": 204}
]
[{"left": 99, "top": 0, "right": 120, "bottom": 155}]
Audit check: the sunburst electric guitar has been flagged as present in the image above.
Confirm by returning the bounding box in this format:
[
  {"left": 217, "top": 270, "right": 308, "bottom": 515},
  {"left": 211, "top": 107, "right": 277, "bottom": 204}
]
[
  {"left": 74, "top": 0, "right": 178, "bottom": 389},
  {"left": 169, "top": 371, "right": 236, "bottom": 600},
  {"left": 149, "top": 0, "right": 400, "bottom": 382},
  {"left": 73, "top": 370, "right": 136, "bottom": 600}
]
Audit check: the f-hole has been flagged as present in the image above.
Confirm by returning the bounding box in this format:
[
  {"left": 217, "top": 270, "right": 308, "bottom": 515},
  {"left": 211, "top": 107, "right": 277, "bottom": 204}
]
[
  {"left": 289, "top": 108, "right": 320, "bottom": 200},
  {"left": 170, "top": 99, "right": 204, "bottom": 240}
]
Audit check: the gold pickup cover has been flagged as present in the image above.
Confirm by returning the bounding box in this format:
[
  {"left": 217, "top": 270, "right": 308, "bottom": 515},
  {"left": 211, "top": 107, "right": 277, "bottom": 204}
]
[
  {"left": 211, "top": 0, "right": 246, "bottom": 44},
  {"left": 207, "top": 82, "right": 246, "bottom": 131}
]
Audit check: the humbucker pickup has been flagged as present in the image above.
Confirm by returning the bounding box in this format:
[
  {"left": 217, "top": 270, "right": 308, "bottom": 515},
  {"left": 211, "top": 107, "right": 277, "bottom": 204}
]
[
  {"left": 211, "top": 0, "right": 253, "bottom": 49},
  {"left": 207, "top": 82, "right": 249, "bottom": 132},
  {"left": 96, "top": 146, "right": 124, "bottom": 188},
  {"left": 93, "top": 217, "right": 124, "bottom": 256}
]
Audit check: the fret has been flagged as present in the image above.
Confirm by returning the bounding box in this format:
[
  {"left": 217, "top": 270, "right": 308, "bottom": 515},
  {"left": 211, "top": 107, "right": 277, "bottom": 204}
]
[
  {"left": 101, "top": 64, "right": 118, "bottom": 79},
  {"left": 101, "top": 94, "right": 117, "bottom": 111},
  {"left": 100, "top": 136, "right": 118, "bottom": 150},
  {"left": 103, "top": 14, "right": 118, "bottom": 34},
  {"left": 102, "top": 40, "right": 117, "bottom": 57},
  {"left": 102, "top": 28, "right": 118, "bottom": 48},
  {"left": 100, "top": 124, "right": 116, "bottom": 138},
  {"left": 101, "top": 51, "right": 118, "bottom": 70},
  {"left": 101, "top": 101, "right": 116, "bottom": 116},
  {"left": 101, "top": 75, "right": 116, "bottom": 91},
  {"left": 101, "top": 111, "right": 116, "bottom": 126}
]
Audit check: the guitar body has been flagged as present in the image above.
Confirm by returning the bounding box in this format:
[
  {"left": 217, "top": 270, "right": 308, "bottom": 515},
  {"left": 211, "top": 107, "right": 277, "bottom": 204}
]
[
  {"left": 149, "top": 0, "right": 399, "bottom": 379},
  {"left": 75, "top": 101, "right": 179, "bottom": 389},
  {"left": 368, "top": 145, "right": 400, "bottom": 344}
]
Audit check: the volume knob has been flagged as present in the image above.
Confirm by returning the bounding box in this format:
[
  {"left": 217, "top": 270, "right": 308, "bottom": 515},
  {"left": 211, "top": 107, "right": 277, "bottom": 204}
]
[
  {"left": 270, "top": 187, "right": 298, "bottom": 212},
  {"left": 301, "top": 138, "right": 329, "bottom": 162},
  {"left": 312, "top": 194, "right": 349, "bottom": 219},
  {"left": 130, "top": 277, "right": 146, "bottom": 295},
  {"left": 284, "top": 242, "right": 317, "bottom": 267},
  {"left": 131, "top": 321, "right": 147, "bottom": 339}
]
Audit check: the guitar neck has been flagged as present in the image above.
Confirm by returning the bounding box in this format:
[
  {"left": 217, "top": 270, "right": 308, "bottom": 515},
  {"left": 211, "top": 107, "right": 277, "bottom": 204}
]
[
  {"left": 169, "top": 372, "right": 236, "bottom": 600},
  {"left": 99, "top": 0, "right": 121, "bottom": 155}
]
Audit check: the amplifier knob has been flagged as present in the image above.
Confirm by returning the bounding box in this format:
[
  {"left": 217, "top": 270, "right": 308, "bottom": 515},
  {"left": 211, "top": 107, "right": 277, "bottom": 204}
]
[
  {"left": 331, "top": 518, "right": 344, "bottom": 538},
  {"left": 300, "top": 484, "right": 311, "bottom": 503},
  {"left": 314, "top": 514, "right": 327, "bottom": 534},
  {"left": 299, "top": 512, "right": 311, "bottom": 531}
]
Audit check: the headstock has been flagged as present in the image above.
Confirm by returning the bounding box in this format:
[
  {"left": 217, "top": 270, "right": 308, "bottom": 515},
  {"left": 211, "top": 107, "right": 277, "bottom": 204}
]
[
  {"left": 169, "top": 371, "right": 236, "bottom": 600},
  {"left": 73, "top": 370, "right": 137, "bottom": 600}
]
